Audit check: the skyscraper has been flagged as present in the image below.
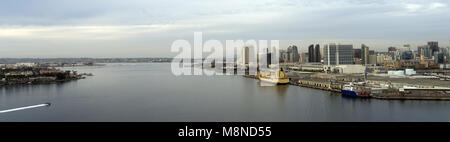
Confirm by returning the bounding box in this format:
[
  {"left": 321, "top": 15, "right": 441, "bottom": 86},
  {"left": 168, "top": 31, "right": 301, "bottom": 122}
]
[
  {"left": 361, "top": 44, "right": 369, "bottom": 65},
  {"left": 279, "top": 49, "right": 288, "bottom": 63},
  {"left": 428, "top": 41, "right": 439, "bottom": 55},
  {"left": 314, "top": 44, "right": 321, "bottom": 62},
  {"left": 323, "top": 44, "right": 353, "bottom": 65},
  {"left": 308, "top": 44, "right": 314, "bottom": 62},
  {"left": 287, "top": 45, "right": 300, "bottom": 63},
  {"left": 266, "top": 48, "right": 272, "bottom": 67},
  {"left": 242, "top": 46, "right": 250, "bottom": 65},
  {"left": 353, "top": 49, "right": 362, "bottom": 64},
  {"left": 353, "top": 49, "right": 361, "bottom": 59},
  {"left": 308, "top": 44, "right": 321, "bottom": 63},
  {"left": 418, "top": 45, "right": 432, "bottom": 59}
]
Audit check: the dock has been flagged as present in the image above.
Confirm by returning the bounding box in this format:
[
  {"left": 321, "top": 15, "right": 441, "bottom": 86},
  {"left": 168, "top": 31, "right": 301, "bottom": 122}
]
[
  {"left": 242, "top": 73, "right": 450, "bottom": 100},
  {"left": 292, "top": 78, "right": 341, "bottom": 92}
]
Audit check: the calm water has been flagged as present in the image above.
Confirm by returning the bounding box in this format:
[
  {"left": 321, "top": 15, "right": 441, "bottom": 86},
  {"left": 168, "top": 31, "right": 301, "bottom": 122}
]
[{"left": 0, "top": 63, "right": 449, "bottom": 122}]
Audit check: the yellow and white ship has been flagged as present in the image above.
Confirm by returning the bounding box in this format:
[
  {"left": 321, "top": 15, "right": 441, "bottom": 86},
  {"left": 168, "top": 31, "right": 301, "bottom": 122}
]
[{"left": 257, "top": 69, "right": 290, "bottom": 85}]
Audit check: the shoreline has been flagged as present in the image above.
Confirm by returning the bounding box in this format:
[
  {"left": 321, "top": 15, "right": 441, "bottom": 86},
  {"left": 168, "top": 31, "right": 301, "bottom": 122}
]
[
  {"left": 0, "top": 77, "right": 85, "bottom": 87},
  {"left": 243, "top": 74, "right": 450, "bottom": 101}
]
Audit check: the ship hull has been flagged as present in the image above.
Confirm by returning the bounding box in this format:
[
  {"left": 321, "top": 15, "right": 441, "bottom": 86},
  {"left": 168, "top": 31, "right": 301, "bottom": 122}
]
[
  {"left": 259, "top": 78, "right": 289, "bottom": 85},
  {"left": 341, "top": 89, "right": 371, "bottom": 98},
  {"left": 341, "top": 90, "right": 358, "bottom": 97}
]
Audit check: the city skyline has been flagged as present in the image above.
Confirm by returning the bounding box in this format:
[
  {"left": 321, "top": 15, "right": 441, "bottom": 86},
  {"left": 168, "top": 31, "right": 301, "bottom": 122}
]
[{"left": 1, "top": 0, "right": 450, "bottom": 58}]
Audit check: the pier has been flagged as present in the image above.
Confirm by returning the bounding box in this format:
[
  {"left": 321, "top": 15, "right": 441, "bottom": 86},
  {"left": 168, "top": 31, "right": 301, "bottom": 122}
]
[
  {"left": 293, "top": 78, "right": 341, "bottom": 92},
  {"left": 243, "top": 72, "right": 450, "bottom": 100}
]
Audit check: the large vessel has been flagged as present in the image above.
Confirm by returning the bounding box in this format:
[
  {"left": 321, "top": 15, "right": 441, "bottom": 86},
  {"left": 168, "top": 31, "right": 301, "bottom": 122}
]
[
  {"left": 257, "top": 69, "right": 290, "bottom": 85},
  {"left": 341, "top": 83, "right": 371, "bottom": 97}
]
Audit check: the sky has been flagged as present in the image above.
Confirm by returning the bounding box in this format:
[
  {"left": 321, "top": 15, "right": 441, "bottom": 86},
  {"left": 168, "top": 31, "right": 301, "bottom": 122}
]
[{"left": 0, "top": 0, "right": 449, "bottom": 58}]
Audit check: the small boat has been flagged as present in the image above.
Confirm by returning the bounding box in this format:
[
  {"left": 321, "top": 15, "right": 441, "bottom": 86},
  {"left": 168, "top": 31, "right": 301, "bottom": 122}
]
[
  {"left": 341, "top": 83, "right": 371, "bottom": 97},
  {"left": 257, "top": 69, "right": 290, "bottom": 85}
]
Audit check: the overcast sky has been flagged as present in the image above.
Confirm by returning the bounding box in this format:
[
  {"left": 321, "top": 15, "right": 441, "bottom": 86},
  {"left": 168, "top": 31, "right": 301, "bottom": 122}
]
[{"left": 0, "top": 0, "right": 449, "bottom": 58}]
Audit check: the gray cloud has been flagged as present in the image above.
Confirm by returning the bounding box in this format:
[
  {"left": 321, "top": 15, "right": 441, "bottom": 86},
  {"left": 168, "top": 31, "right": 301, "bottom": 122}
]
[{"left": 0, "top": 0, "right": 449, "bottom": 57}]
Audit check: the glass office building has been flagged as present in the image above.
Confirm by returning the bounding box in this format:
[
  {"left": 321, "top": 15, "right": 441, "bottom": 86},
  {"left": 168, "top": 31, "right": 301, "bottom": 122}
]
[{"left": 324, "top": 44, "right": 354, "bottom": 65}]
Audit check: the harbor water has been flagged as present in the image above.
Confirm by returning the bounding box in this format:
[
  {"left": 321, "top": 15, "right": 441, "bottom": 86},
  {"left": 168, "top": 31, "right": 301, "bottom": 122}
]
[{"left": 0, "top": 63, "right": 449, "bottom": 122}]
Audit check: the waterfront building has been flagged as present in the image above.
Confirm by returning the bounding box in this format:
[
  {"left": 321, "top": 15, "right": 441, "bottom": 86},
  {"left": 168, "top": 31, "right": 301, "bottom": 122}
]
[
  {"left": 286, "top": 45, "right": 300, "bottom": 63},
  {"left": 315, "top": 44, "right": 321, "bottom": 62},
  {"left": 300, "top": 52, "right": 309, "bottom": 63},
  {"left": 279, "top": 49, "right": 288, "bottom": 63},
  {"left": 353, "top": 49, "right": 361, "bottom": 59},
  {"left": 242, "top": 46, "right": 250, "bottom": 65},
  {"left": 240, "top": 45, "right": 259, "bottom": 68},
  {"left": 256, "top": 49, "right": 270, "bottom": 67},
  {"left": 308, "top": 44, "right": 314, "bottom": 62},
  {"left": 353, "top": 49, "right": 361, "bottom": 64},
  {"left": 307, "top": 44, "right": 321, "bottom": 63},
  {"left": 332, "top": 65, "right": 366, "bottom": 74},
  {"left": 361, "top": 44, "right": 370, "bottom": 65},
  {"left": 299, "top": 63, "right": 324, "bottom": 72},
  {"left": 323, "top": 43, "right": 353, "bottom": 65}
]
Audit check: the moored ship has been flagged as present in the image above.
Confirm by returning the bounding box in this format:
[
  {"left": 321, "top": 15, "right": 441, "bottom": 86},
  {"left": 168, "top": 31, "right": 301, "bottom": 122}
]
[
  {"left": 257, "top": 69, "right": 289, "bottom": 85},
  {"left": 341, "top": 83, "right": 371, "bottom": 97}
]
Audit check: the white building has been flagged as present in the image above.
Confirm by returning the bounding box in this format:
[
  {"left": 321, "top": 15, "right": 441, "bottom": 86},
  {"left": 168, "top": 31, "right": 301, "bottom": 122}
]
[
  {"left": 325, "top": 65, "right": 365, "bottom": 74},
  {"left": 388, "top": 70, "right": 405, "bottom": 76},
  {"left": 405, "top": 69, "right": 416, "bottom": 76},
  {"left": 15, "top": 62, "right": 37, "bottom": 67},
  {"left": 334, "top": 65, "right": 366, "bottom": 74}
]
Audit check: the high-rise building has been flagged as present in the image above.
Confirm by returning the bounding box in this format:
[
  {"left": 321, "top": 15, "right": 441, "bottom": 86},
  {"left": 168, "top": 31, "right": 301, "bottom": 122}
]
[
  {"left": 308, "top": 44, "right": 321, "bottom": 63},
  {"left": 287, "top": 45, "right": 300, "bottom": 63},
  {"left": 361, "top": 44, "right": 370, "bottom": 65},
  {"left": 428, "top": 41, "right": 439, "bottom": 55},
  {"left": 353, "top": 49, "right": 361, "bottom": 64},
  {"left": 418, "top": 45, "right": 432, "bottom": 59},
  {"left": 376, "top": 54, "right": 386, "bottom": 65},
  {"left": 353, "top": 49, "right": 361, "bottom": 59},
  {"left": 435, "top": 52, "right": 445, "bottom": 64},
  {"left": 418, "top": 46, "right": 424, "bottom": 57},
  {"left": 256, "top": 48, "right": 273, "bottom": 68},
  {"left": 323, "top": 44, "right": 353, "bottom": 65},
  {"left": 300, "top": 52, "right": 309, "bottom": 63},
  {"left": 308, "top": 44, "right": 314, "bottom": 62},
  {"left": 279, "top": 49, "right": 288, "bottom": 63},
  {"left": 369, "top": 54, "right": 377, "bottom": 65},
  {"left": 401, "top": 50, "right": 413, "bottom": 60},
  {"left": 314, "top": 44, "right": 321, "bottom": 62},
  {"left": 242, "top": 46, "right": 250, "bottom": 64},
  {"left": 446, "top": 47, "right": 450, "bottom": 61},
  {"left": 266, "top": 48, "right": 272, "bottom": 67},
  {"left": 434, "top": 48, "right": 449, "bottom": 64}
]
